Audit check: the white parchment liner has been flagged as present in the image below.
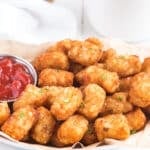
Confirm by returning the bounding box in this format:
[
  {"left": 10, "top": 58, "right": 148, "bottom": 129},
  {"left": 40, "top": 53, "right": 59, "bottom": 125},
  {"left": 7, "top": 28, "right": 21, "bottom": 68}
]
[{"left": 0, "top": 39, "right": 149, "bottom": 150}]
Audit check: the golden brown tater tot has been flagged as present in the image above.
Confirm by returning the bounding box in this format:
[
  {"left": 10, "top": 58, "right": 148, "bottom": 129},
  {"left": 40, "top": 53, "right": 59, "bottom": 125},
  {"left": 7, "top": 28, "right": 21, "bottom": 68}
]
[
  {"left": 13, "top": 84, "right": 47, "bottom": 111},
  {"left": 0, "top": 102, "right": 10, "bottom": 126},
  {"left": 38, "top": 68, "right": 74, "bottom": 87},
  {"left": 78, "top": 84, "right": 106, "bottom": 120},
  {"left": 1, "top": 106, "right": 37, "bottom": 141},
  {"left": 129, "top": 72, "right": 150, "bottom": 107},
  {"left": 126, "top": 108, "right": 146, "bottom": 131},
  {"left": 112, "top": 92, "right": 133, "bottom": 113},
  {"left": 57, "top": 115, "right": 88, "bottom": 145},
  {"left": 76, "top": 66, "right": 119, "bottom": 93},
  {"left": 33, "top": 51, "right": 69, "bottom": 72},
  {"left": 101, "top": 97, "right": 124, "bottom": 115},
  {"left": 43, "top": 86, "right": 63, "bottom": 107},
  {"left": 101, "top": 48, "right": 116, "bottom": 62},
  {"left": 142, "top": 57, "right": 150, "bottom": 74},
  {"left": 68, "top": 39, "right": 102, "bottom": 66},
  {"left": 85, "top": 37, "right": 103, "bottom": 49},
  {"left": 47, "top": 39, "right": 73, "bottom": 54},
  {"left": 95, "top": 114, "right": 130, "bottom": 141},
  {"left": 105, "top": 55, "right": 141, "bottom": 77},
  {"left": 31, "top": 107, "right": 56, "bottom": 144},
  {"left": 50, "top": 87, "right": 82, "bottom": 120}
]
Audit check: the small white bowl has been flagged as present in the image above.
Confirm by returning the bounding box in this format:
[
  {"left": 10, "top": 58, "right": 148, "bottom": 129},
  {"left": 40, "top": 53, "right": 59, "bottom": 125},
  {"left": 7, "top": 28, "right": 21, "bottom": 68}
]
[{"left": 0, "top": 54, "right": 37, "bottom": 102}]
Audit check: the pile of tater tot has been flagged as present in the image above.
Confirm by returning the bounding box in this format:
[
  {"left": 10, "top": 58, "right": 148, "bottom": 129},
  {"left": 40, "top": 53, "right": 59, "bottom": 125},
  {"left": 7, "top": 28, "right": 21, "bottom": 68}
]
[{"left": 0, "top": 37, "right": 150, "bottom": 148}]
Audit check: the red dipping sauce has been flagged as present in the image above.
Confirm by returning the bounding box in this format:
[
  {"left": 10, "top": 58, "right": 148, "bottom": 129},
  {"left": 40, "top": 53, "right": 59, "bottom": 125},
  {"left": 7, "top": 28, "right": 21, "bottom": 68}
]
[{"left": 0, "top": 57, "right": 33, "bottom": 100}]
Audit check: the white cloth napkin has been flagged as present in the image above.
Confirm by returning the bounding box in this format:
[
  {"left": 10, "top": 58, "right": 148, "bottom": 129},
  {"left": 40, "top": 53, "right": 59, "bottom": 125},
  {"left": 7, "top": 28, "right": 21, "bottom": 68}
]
[{"left": 0, "top": 0, "right": 77, "bottom": 44}]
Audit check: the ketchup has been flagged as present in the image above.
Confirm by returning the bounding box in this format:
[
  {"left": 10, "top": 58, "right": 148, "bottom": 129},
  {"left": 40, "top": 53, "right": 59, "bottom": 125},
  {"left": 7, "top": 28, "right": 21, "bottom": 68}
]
[{"left": 0, "top": 57, "right": 33, "bottom": 100}]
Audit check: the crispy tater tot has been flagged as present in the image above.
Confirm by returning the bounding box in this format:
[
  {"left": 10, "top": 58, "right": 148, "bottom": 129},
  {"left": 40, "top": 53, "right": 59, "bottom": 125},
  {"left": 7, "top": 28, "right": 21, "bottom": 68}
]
[
  {"left": 0, "top": 102, "right": 10, "bottom": 126},
  {"left": 142, "top": 57, "right": 150, "bottom": 74},
  {"left": 129, "top": 72, "right": 150, "bottom": 107},
  {"left": 95, "top": 114, "right": 130, "bottom": 141},
  {"left": 13, "top": 84, "right": 47, "bottom": 111},
  {"left": 57, "top": 115, "right": 88, "bottom": 145},
  {"left": 112, "top": 92, "right": 133, "bottom": 113},
  {"left": 126, "top": 108, "right": 146, "bottom": 132},
  {"left": 50, "top": 87, "right": 82, "bottom": 120},
  {"left": 38, "top": 68, "right": 74, "bottom": 87},
  {"left": 101, "top": 92, "right": 133, "bottom": 115},
  {"left": 105, "top": 55, "right": 142, "bottom": 77},
  {"left": 33, "top": 51, "right": 69, "bottom": 72},
  {"left": 68, "top": 39, "right": 103, "bottom": 66},
  {"left": 76, "top": 66, "right": 119, "bottom": 93},
  {"left": 78, "top": 84, "right": 106, "bottom": 120},
  {"left": 101, "top": 48, "right": 116, "bottom": 62},
  {"left": 1, "top": 106, "right": 37, "bottom": 141},
  {"left": 85, "top": 37, "right": 103, "bottom": 49},
  {"left": 31, "top": 107, "right": 56, "bottom": 144},
  {"left": 81, "top": 122, "right": 98, "bottom": 145},
  {"left": 101, "top": 97, "right": 124, "bottom": 115},
  {"left": 47, "top": 39, "right": 73, "bottom": 54},
  {"left": 118, "top": 77, "right": 132, "bottom": 92},
  {"left": 43, "top": 86, "right": 64, "bottom": 107}
]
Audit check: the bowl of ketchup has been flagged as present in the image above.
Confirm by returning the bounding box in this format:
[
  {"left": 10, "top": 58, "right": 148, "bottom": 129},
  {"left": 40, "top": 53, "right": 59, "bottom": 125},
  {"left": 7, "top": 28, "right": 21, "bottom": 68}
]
[{"left": 0, "top": 54, "right": 37, "bottom": 102}]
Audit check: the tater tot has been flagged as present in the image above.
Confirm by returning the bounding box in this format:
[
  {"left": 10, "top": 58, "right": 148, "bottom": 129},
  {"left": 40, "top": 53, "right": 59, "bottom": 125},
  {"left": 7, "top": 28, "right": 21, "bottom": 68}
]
[
  {"left": 126, "top": 108, "right": 146, "bottom": 131},
  {"left": 68, "top": 39, "right": 103, "bottom": 66},
  {"left": 101, "top": 48, "right": 116, "bottom": 63},
  {"left": 43, "top": 86, "right": 64, "bottom": 107},
  {"left": 0, "top": 102, "right": 10, "bottom": 126},
  {"left": 101, "top": 92, "right": 133, "bottom": 115},
  {"left": 38, "top": 68, "right": 74, "bottom": 87},
  {"left": 129, "top": 72, "right": 150, "bottom": 107},
  {"left": 50, "top": 87, "right": 82, "bottom": 120},
  {"left": 47, "top": 39, "right": 73, "bottom": 54},
  {"left": 1, "top": 106, "right": 37, "bottom": 141},
  {"left": 112, "top": 92, "right": 133, "bottom": 113},
  {"left": 118, "top": 77, "right": 132, "bottom": 92},
  {"left": 94, "top": 114, "right": 130, "bottom": 141},
  {"left": 57, "top": 115, "right": 88, "bottom": 145},
  {"left": 78, "top": 84, "right": 106, "bottom": 120},
  {"left": 105, "top": 55, "right": 142, "bottom": 77},
  {"left": 76, "top": 66, "right": 119, "bottom": 93},
  {"left": 13, "top": 84, "right": 47, "bottom": 111},
  {"left": 33, "top": 51, "right": 69, "bottom": 72},
  {"left": 85, "top": 37, "right": 103, "bottom": 49},
  {"left": 81, "top": 122, "right": 98, "bottom": 145},
  {"left": 31, "top": 107, "right": 56, "bottom": 144},
  {"left": 101, "top": 97, "right": 124, "bottom": 115},
  {"left": 142, "top": 57, "right": 150, "bottom": 74}
]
